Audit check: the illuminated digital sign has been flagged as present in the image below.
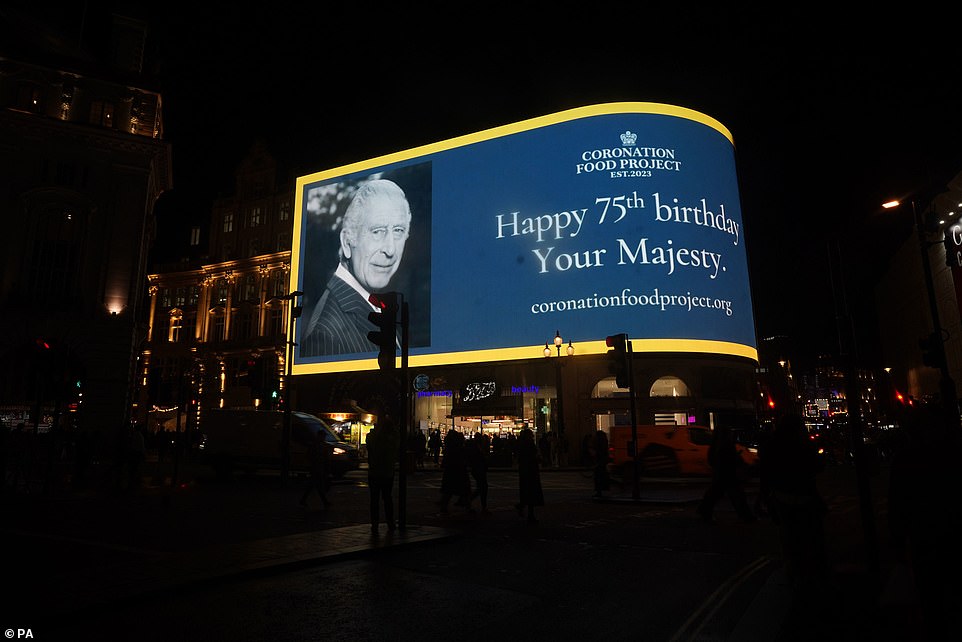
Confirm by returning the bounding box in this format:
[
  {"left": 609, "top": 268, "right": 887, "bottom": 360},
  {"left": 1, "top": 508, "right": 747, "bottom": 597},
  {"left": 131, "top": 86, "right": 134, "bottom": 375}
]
[{"left": 291, "top": 102, "right": 757, "bottom": 374}]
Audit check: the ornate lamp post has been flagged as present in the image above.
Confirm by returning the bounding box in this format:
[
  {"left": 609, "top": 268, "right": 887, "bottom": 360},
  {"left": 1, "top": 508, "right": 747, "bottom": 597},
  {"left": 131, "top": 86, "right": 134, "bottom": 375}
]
[{"left": 543, "top": 330, "right": 574, "bottom": 457}]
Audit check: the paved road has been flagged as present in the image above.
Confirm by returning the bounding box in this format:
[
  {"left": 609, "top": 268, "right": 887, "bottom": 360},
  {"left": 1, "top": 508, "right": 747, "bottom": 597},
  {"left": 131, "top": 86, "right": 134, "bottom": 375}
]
[{"left": 3, "top": 460, "right": 922, "bottom": 641}]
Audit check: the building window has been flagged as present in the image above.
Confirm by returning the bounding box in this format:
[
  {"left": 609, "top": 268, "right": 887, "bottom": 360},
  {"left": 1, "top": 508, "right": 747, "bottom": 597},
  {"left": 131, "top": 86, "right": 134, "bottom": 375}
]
[
  {"left": 653, "top": 412, "right": 689, "bottom": 426},
  {"left": 89, "top": 101, "right": 115, "bottom": 128},
  {"left": 160, "top": 288, "right": 171, "bottom": 308},
  {"left": 223, "top": 212, "right": 234, "bottom": 233},
  {"left": 174, "top": 287, "right": 186, "bottom": 307},
  {"left": 234, "top": 308, "right": 252, "bottom": 340},
  {"left": 277, "top": 233, "right": 291, "bottom": 252},
  {"left": 211, "top": 313, "right": 226, "bottom": 342},
  {"left": 169, "top": 314, "right": 183, "bottom": 342},
  {"left": 279, "top": 202, "right": 290, "bottom": 221},
  {"left": 188, "top": 286, "right": 200, "bottom": 305},
  {"left": 270, "top": 271, "right": 286, "bottom": 297},
  {"left": 268, "top": 307, "right": 283, "bottom": 336},
  {"left": 216, "top": 281, "right": 228, "bottom": 304},
  {"left": 242, "top": 274, "right": 257, "bottom": 301},
  {"left": 250, "top": 206, "right": 262, "bottom": 227},
  {"left": 650, "top": 376, "right": 690, "bottom": 398},
  {"left": 190, "top": 227, "right": 201, "bottom": 246},
  {"left": 28, "top": 205, "right": 87, "bottom": 305},
  {"left": 248, "top": 238, "right": 260, "bottom": 257},
  {"left": 183, "top": 312, "right": 196, "bottom": 342}
]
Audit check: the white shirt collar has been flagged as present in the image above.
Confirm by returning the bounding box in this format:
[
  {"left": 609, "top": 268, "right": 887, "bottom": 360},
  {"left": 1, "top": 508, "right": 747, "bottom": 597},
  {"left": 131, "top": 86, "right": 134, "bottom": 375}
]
[{"left": 335, "top": 263, "right": 377, "bottom": 310}]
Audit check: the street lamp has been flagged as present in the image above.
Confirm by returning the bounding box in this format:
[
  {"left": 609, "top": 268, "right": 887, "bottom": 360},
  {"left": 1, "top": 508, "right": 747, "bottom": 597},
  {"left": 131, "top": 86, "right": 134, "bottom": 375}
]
[
  {"left": 544, "top": 330, "right": 574, "bottom": 358},
  {"left": 881, "top": 199, "right": 958, "bottom": 422},
  {"left": 543, "top": 330, "right": 573, "bottom": 459}
]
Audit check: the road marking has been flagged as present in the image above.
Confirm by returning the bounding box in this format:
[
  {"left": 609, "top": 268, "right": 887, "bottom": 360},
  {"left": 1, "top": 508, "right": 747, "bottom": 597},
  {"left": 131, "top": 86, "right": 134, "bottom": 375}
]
[{"left": 669, "top": 554, "right": 774, "bottom": 641}]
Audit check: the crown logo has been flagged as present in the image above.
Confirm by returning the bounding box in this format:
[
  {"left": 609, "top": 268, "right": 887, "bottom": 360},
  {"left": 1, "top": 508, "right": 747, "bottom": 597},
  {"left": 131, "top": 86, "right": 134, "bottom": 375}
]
[{"left": 620, "top": 130, "right": 637, "bottom": 146}]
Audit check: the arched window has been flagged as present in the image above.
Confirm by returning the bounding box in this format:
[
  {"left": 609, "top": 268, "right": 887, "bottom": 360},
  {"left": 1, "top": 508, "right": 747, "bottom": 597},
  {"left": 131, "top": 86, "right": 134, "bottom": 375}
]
[
  {"left": 591, "top": 377, "right": 628, "bottom": 398},
  {"left": 649, "top": 376, "right": 690, "bottom": 398}
]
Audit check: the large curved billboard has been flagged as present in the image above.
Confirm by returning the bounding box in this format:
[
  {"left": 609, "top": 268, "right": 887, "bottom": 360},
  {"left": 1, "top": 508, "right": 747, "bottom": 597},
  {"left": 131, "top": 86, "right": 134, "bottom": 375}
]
[{"left": 291, "top": 102, "right": 756, "bottom": 374}]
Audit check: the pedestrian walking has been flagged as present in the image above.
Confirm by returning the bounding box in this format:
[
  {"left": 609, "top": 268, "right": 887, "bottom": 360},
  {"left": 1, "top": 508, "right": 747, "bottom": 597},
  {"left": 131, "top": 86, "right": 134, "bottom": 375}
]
[
  {"left": 438, "top": 430, "right": 473, "bottom": 514},
  {"left": 696, "top": 424, "right": 755, "bottom": 523},
  {"left": 428, "top": 428, "right": 442, "bottom": 467},
  {"left": 366, "top": 413, "right": 399, "bottom": 534},
  {"left": 467, "top": 433, "right": 490, "bottom": 513},
  {"left": 515, "top": 428, "right": 544, "bottom": 524},
  {"left": 300, "top": 430, "right": 331, "bottom": 509},
  {"left": 760, "top": 413, "right": 827, "bottom": 589},
  {"left": 538, "top": 431, "right": 551, "bottom": 467},
  {"left": 411, "top": 428, "right": 427, "bottom": 471}
]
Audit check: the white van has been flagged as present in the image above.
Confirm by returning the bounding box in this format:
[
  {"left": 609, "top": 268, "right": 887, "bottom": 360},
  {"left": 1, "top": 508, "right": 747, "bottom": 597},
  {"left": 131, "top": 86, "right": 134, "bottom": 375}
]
[{"left": 197, "top": 409, "right": 359, "bottom": 478}]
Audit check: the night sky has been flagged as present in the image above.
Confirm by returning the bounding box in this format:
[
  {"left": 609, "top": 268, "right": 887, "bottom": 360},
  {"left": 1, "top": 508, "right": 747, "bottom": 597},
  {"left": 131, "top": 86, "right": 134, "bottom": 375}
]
[{"left": 38, "top": 4, "right": 962, "bottom": 367}]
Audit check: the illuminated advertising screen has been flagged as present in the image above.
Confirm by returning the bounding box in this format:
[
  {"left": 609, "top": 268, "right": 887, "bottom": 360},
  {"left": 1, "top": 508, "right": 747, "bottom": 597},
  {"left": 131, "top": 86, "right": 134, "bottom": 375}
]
[{"left": 291, "top": 102, "right": 757, "bottom": 375}]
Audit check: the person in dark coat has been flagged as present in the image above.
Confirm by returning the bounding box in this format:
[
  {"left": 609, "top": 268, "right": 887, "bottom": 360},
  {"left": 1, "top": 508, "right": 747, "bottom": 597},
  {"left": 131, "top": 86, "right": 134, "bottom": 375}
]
[
  {"left": 438, "top": 430, "right": 472, "bottom": 514},
  {"left": 696, "top": 424, "right": 755, "bottom": 523},
  {"left": 515, "top": 428, "right": 544, "bottom": 523},
  {"left": 411, "top": 428, "right": 427, "bottom": 471},
  {"left": 300, "top": 430, "right": 332, "bottom": 509},
  {"left": 428, "top": 428, "right": 442, "bottom": 467},
  {"left": 760, "top": 413, "right": 827, "bottom": 589},
  {"left": 467, "top": 433, "right": 490, "bottom": 513}
]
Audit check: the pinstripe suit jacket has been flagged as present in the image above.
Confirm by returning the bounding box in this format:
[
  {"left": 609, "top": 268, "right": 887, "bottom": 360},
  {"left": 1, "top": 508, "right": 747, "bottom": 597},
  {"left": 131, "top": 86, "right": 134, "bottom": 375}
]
[{"left": 302, "top": 274, "right": 376, "bottom": 357}]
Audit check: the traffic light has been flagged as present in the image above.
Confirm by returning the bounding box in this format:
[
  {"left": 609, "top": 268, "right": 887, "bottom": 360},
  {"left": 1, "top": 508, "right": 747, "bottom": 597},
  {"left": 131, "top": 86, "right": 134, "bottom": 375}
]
[
  {"left": 266, "top": 374, "right": 280, "bottom": 403},
  {"left": 368, "top": 292, "right": 399, "bottom": 371},
  {"left": 919, "top": 333, "right": 944, "bottom": 369},
  {"left": 605, "top": 333, "right": 630, "bottom": 389}
]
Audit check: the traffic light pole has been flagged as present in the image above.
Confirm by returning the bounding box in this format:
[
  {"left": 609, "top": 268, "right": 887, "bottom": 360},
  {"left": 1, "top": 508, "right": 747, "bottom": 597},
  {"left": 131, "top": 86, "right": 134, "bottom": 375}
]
[
  {"left": 626, "top": 339, "right": 639, "bottom": 500},
  {"left": 367, "top": 291, "right": 408, "bottom": 529},
  {"left": 280, "top": 290, "right": 303, "bottom": 486},
  {"left": 828, "top": 237, "right": 879, "bottom": 576},
  {"left": 398, "top": 300, "right": 409, "bottom": 531},
  {"left": 606, "top": 333, "right": 639, "bottom": 499}
]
